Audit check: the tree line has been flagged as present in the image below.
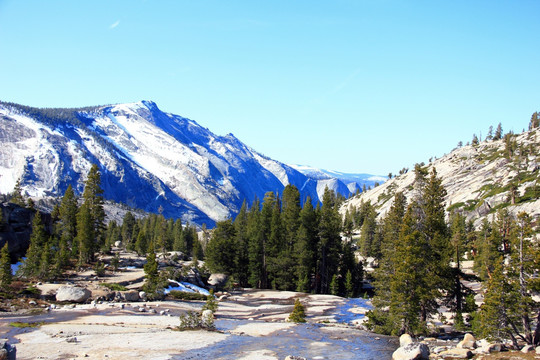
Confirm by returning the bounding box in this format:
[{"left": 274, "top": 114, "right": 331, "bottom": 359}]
[
  {"left": 204, "top": 185, "right": 363, "bottom": 296},
  {"left": 352, "top": 164, "right": 539, "bottom": 346},
  {"left": 0, "top": 164, "right": 201, "bottom": 287}
]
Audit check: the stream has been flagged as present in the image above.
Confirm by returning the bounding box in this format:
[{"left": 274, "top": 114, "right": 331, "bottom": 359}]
[{"left": 175, "top": 297, "right": 397, "bottom": 360}]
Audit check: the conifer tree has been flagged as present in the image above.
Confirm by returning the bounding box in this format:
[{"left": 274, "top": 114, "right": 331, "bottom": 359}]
[
  {"left": 21, "top": 211, "right": 48, "bottom": 278},
  {"left": 205, "top": 219, "right": 237, "bottom": 274},
  {"left": 57, "top": 184, "right": 78, "bottom": 246},
  {"left": 317, "top": 187, "right": 342, "bottom": 294},
  {"left": 494, "top": 123, "right": 503, "bottom": 140},
  {"left": 247, "top": 197, "right": 265, "bottom": 288},
  {"left": 143, "top": 240, "right": 160, "bottom": 294},
  {"left": 0, "top": 242, "right": 12, "bottom": 288},
  {"left": 81, "top": 164, "right": 106, "bottom": 250},
  {"left": 295, "top": 197, "right": 318, "bottom": 292},
  {"left": 10, "top": 178, "right": 26, "bottom": 206},
  {"left": 76, "top": 203, "right": 95, "bottom": 264},
  {"left": 234, "top": 201, "right": 250, "bottom": 286}
]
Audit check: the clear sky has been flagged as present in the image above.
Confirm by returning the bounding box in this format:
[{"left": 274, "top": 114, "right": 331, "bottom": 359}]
[{"left": 1, "top": 1, "right": 539, "bottom": 175}]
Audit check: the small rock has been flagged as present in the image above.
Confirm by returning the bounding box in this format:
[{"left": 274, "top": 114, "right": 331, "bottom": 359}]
[
  {"left": 28, "top": 300, "right": 37, "bottom": 306},
  {"left": 138, "top": 307, "right": 146, "bottom": 312},
  {"left": 521, "top": 344, "right": 534, "bottom": 353},
  {"left": 438, "top": 348, "right": 473, "bottom": 359},
  {"left": 160, "top": 310, "right": 165, "bottom": 316},
  {"left": 536, "top": 345, "right": 540, "bottom": 354},
  {"left": 285, "top": 356, "right": 307, "bottom": 360},
  {"left": 139, "top": 291, "right": 147, "bottom": 301},
  {"left": 66, "top": 337, "right": 78, "bottom": 343}
]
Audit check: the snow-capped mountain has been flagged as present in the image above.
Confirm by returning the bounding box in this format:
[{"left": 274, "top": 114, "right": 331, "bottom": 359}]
[
  {"left": 289, "top": 164, "right": 386, "bottom": 195},
  {"left": 0, "top": 100, "right": 379, "bottom": 225}
]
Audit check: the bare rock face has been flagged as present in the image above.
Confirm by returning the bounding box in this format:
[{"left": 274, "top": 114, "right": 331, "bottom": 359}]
[
  {"left": 392, "top": 342, "right": 430, "bottom": 360},
  {"left": 0, "top": 203, "right": 53, "bottom": 261},
  {"left": 56, "top": 286, "right": 91, "bottom": 303}
]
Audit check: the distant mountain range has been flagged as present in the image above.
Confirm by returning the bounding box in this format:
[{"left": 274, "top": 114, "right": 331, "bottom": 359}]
[{"left": 0, "top": 100, "right": 383, "bottom": 225}]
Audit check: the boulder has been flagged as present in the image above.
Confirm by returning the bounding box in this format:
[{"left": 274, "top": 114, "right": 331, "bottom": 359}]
[
  {"left": 139, "top": 291, "right": 147, "bottom": 301},
  {"left": 476, "top": 342, "right": 503, "bottom": 354},
  {"left": 536, "top": 346, "right": 540, "bottom": 354},
  {"left": 118, "top": 290, "right": 140, "bottom": 302},
  {"left": 56, "top": 286, "right": 91, "bottom": 303},
  {"left": 521, "top": 344, "right": 534, "bottom": 353},
  {"left": 114, "top": 240, "right": 122, "bottom": 248},
  {"left": 0, "top": 339, "right": 17, "bottom": 360},
  {"left": 400, "top": 334, "right": 414, "bottom": 347},
  {"left": 208, "top": 273, "right": 228, "bottom": 289},
  {"left": 392, "top": 343, "right": 430, "bottom": 360},
  {"left": 438, "top": 348, "right": 473, "bottom": 359},
  {"left": 457, "top": 333, "right": 476, "bottom": 349}
]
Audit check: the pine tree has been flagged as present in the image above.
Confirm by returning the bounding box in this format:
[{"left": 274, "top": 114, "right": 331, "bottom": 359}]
[
  {"left": 143, "top": 241, "right": 160, "bottom": 294},
  {"left": 295, "top": 197, "right": 318, "bottom": 292},
  {"left": 0, "top": 242, "right": 12, "bottom": 287},
  {"left": 76, "top": 203, "right": 95, "bottom": 264},
  {"left": 81, "top": 164, "right": 106, "bottom": 251},
  {"left": 20, "top": 211, "right": 48, "bottom": 278},
  {"left": 234, "top": 201, "right": 250, "bottom": 287},
  {"left": 494, "top": 123, "right": 503, "bottom": 140},
  {"left": 205, "top": 219, "right": 237, "bottom": 274},
  {"left": 317, "top": 187, "right": 342, "bottom": 294},
  {"left": 10, "top": 178, "right": 25, "bottom": 206},
  {"left": 57, "top": 184, "right": 78, "bottom": 246}
]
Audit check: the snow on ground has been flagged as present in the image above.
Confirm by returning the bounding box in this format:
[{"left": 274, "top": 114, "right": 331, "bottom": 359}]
[{"left": 164, "top": 280, "right": 210, "bottom": 295}]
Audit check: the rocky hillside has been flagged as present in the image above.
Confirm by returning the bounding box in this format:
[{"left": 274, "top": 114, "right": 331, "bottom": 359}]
[
  {"left": 0, "top": 100, "right": 379, "bottom": 226},
  {"left": 341, "top": 126, "right": 540, "bottom": 226}
]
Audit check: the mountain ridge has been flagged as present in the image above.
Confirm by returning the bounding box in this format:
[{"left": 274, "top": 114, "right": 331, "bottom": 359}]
[
  {"left": 0, "top": 100, "right": 380, "bottom": 225},
  {"left": 340, "top": 125, "right": 540, "bottom": 227}
]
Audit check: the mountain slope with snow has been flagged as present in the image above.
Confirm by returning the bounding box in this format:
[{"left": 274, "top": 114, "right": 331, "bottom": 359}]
[{"left": 0, "top": 100, "right": 379, "bottom": 225}]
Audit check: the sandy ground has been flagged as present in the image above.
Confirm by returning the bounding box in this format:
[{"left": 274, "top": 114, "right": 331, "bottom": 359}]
[{"left": 0, "top": 289, "right": 374, "bottom": 360}]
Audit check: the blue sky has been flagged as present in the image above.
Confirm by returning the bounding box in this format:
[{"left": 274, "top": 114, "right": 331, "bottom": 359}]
[{"left": 1, "top": 1, "right": 539, "bottom": 175}]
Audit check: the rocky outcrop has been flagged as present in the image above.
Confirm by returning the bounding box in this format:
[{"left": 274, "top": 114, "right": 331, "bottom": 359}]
[
  {"left": 56, "top": 286, "right": 91, "bottom": 303},
  {"left": 341, "top": 127, "right": 540, "bottom": 228},
  {"left": 0, "top": 202, "right": 53, "bottom": 261}
]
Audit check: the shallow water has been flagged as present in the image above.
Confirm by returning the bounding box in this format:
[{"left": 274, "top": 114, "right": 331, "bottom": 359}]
[{"left": 175, "top": 297, "right": 396, "bottom": 360}]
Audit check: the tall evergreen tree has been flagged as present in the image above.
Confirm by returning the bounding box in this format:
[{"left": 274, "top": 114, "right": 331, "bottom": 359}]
[
  {"left": 81, "top": 164, "right": 106, "bottom": 250},
  {"left": 20, "top": 211, "right": 48, "bottom": 278},
  {"left": 0, "top": 242, "right": 12, "bottom": 287},
  {"left": 57, "top": 184, "right": 78, "bottom": 247},
  {"left": 76, "top": 203, "right": 95, "bottom": 264},
  {"left": 234, "top": 201, "right": 250, "bottom": 287},
  {"left": 317, "top": 187, "right": 342, "bottom": 294}
]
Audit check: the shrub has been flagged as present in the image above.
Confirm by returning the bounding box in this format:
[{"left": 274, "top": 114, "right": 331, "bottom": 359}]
[
  {"left": 100, "top": 283, "right": 127, "bottom": 291},
  {"left": 202, "top": 289, "right": 218, "bottom": 313},
  {"left": 168, "top": 290, "right": 207, "bottom": 301},
  {"left": 288, "top": 298, "right": 306, "bottom": 323},
  {"left": 177, "top": 310, "right": 215, "bottom": 331}
]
